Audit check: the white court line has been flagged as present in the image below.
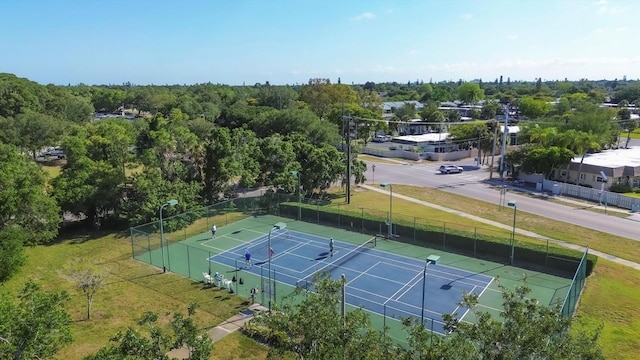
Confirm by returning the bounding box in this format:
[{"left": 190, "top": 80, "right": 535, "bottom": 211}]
[
  {"left": 452, "top": 285, "right": 477, "bottom": 319},
  {"left": 394, "top": 274, "right": 428, "bottom": 301},
  {"left": 348, "top": 288, "right": 444, "bottom": 319},
  {"left": 355, "top": 243, "right": 494, "bottom": 284},
  {"left": 388, "top": 270, "right": 423, "bottom": 302},
  {"left": 347, "top": 262, "right": 381, "bottom": 285},
  {"left": 459, "top": 277, "right": 496, "bottom": 322}
]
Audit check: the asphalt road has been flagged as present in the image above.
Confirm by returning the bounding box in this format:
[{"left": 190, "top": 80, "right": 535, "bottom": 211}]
[{"left": 363, "top": 150, "right": 640, "bottom": 242}]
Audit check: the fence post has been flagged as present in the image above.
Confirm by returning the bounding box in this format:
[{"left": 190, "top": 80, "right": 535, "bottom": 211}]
[
  {"left": 443, "top": 222, "right": 446, "bottom": 250},
  {"left": 473, "top": 227, "right": 477, "bottom": 257},
  {"left": 361, "top": 208, "right": 364, "bottom": 233},
  {"left": 413, "top": 217, "right": 417, "bottom": 245},
  {"left": 186, "top": 246, "right": 191, "bottom": 278},
  {"left": 338, "top": 204, "right": 341, "bottom": 228}
]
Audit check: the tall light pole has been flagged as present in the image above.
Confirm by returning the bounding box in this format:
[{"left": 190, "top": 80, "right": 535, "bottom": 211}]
[
  {"left": 267, "top": 224, "right": 278, "bottom": 312},
  {"left": 159, "top": 199, "right": 178, "bottom": 273},
  {"left": 380, "top": 183, "right": 392, "bottom": 238},
  {"left": 290, "top": 170, "right": 301, "bottom": 220},
  {"left": 507, "top": 200, "right": 517, "bottom": 265}
]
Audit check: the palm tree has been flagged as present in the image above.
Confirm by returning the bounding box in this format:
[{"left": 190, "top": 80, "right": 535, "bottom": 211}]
[
  {"left": 574, "top": 131, "right": 601, "bottom": 186},
  {"left": 556, "top": 129, "right": 578, "bottom": 183}
]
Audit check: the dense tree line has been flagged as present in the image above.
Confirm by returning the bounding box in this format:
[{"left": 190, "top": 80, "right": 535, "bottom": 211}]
[
  {"left": 244, "top": 274, "right": 603, "bottom": 359},
  {"left": 1, "top": 72, "right": 639, "bottom": 283}
]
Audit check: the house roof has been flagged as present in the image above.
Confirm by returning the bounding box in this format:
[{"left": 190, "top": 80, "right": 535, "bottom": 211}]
[
  {"left": 381, "top": 101, "right": 425, "bottom": 111},
  {"left": 394, "top": 133, "right": 450, "bottom": 143},
  {"left": 575, "top": 147, "right": 640, "bottom": 169}
]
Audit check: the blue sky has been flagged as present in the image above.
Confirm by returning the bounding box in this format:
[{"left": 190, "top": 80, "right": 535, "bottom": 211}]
[{"left": 1, "top": 0, "right": 638, "bottom": 85}]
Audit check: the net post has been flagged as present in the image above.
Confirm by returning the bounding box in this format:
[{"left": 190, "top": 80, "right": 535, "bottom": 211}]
[{"left": 341, "top": 274, "right": 346, "bottom": 326}]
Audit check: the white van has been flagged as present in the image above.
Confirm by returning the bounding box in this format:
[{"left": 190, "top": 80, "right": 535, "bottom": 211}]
[{"left": 373, "top": 135, "right": 391, "bottom": 142}]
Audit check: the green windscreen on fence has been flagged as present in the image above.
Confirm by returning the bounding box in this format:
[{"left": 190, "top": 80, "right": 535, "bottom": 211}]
[
  {"left": 129, "top": 193, "right": 590, "bottom": 325},
  {"left": 560, "top": 247, "right": 588, "bottom": 317}
]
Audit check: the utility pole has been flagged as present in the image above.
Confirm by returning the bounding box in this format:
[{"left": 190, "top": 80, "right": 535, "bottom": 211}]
[
  {"left": 499, "top": 105, "right": 509, "bottom": 181},
  {"left": 346, "top": 115, "right": 352, "bottom": 204},
  {"left": 490, "top": 120, "right": 498, "bottom": 179}
]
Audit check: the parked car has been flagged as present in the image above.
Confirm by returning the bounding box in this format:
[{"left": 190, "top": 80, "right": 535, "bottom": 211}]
[
  {"left": 439, "top": 164, "right": 464, "bottom": 174},
  {"left": 373, "top": 134, "right": 391, "bottom": 142}
]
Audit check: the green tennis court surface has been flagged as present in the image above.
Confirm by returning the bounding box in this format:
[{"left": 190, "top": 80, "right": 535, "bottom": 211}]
[{"left": 134, "top": 214, "right": 572, "bottom": 342}]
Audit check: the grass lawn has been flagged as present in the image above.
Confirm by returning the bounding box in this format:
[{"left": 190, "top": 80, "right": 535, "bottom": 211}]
[
  {"left": 1, "top": 229, "right": 253, "bottom": 359},
  {"left": 624, "top": 192, "right": 640, "bottom": 199},
  {"left": 340, "top": 185, "right": 640, "bottom": 264},
  {"left": 2, "top": 183, "right": 640, "bottom": 359}
]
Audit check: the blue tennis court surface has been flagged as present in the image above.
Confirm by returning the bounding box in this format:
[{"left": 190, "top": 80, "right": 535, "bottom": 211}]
[{"left": 208, "top": 229, "right": 494, "bottom": 334}]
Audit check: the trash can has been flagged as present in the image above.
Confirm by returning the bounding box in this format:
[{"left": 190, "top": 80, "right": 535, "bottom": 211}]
[
  {"left": 552, "top": 184, "right": 560, "bottom": 195},
  {"left": 632, "top": 204, "right": 640, "bottom": 213}
]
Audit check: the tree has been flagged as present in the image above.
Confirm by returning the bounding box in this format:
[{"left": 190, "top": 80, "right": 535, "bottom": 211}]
[
  {"left": 0, "top": 281, "right": 73, "bottom": 360},
  {"left": 13, "top": 111, "right": 63, "bottom": 159},
  {"left": 426, "top": 283, "right": 604, "bottom": 359},
  {"left": 246, "top": 273, "right": 393, "bottom": 359},
  {"left": 52, "top": 156, "right": 124, "bottom": 227},
  {"left": 393, "top": 103, "right": 418, "bottom": 121},
  {"left": 300, "top": 79, "right": 359, "bottom": 119},
  {"left": 59, "top": 258, "right": 108, "bottom": 320},
  {"left": 85, "top": 305, "right": 212, "bottom": 360},
  {"left": 480, "top": 100, "right": 499, "bottom": 119},
  {"left": 0, "top": 143, "right": 60, "bottom": 246},
  {"left": 506, "top": 144, "right": 575, "bottom": 179},
  {"left": 257, "top": 134, "right": 299, "bottom": 189},
  {"left": 0, "top": 225, "right": 27, "bottom": 283},
  {"left": 456, "top": 82, "right": 485, "bottom": 104},
  {"left": 518, "top": 96, "right": 552, "bottom": 119},
  {"left": 573, "top": 132, "right": 601, "bottom": 185}
]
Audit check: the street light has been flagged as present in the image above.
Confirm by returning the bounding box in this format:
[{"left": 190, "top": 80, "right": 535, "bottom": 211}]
[
  {"left": 159, "top": 199, "right": 179, "bottom": 273},
  {"left": 380, "top": 183, "right": 393, "bottom": 238},
  {"left": 507, "top": 200, "right": 517, "bottom": 265},
  {"left": 267, "top": 224, "right": 279, "bottom": 312},
  {"left": 290, "top": 170, "right": 301, "bottom": 220}
]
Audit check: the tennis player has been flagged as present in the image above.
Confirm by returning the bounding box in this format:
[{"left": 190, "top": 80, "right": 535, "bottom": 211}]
[
  {"left": 269, "top": 246, "right": 275, "bottom": 260},
  {"left": 329, "top": 238, "right": 334, "bottom": 257},
  {"left": 244, "top": 249, "right": 252, "bottom": 269},
  {"left": 211, "top": 224, "right": 217, "bottom": 239}
]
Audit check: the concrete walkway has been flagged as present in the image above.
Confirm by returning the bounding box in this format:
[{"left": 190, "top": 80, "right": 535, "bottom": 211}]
[
  {"left": 360, "top": 184, "right": 640, "bottom": 271},
  {"left": 167, "top": 303, "right": 268, "bottom": 359}
]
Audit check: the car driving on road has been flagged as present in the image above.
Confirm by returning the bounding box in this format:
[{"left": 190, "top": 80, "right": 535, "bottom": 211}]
[{"left": 439, "top": 164, "right": 464, "bottom": 174}]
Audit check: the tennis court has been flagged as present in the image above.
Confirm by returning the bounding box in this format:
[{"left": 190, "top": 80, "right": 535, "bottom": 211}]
[
  {"left": 205, "top": 226, "right": 493, "bottom": 334},
  {"left": 131, "top": 196, "right": 581, "bottom": 344}
]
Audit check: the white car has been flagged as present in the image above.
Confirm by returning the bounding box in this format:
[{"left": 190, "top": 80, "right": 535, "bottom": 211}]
[{"left": 439, "top": 165, "right": 464, "bottom": 174}]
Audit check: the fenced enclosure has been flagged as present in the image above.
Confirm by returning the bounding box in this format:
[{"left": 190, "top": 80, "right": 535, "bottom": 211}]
[{"left": 130, "top": 192, "right": 590, "bottom": 344}]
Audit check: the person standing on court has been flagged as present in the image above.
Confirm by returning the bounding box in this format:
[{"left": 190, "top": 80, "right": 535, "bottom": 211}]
[
  {"left": 245, "top": 248, "right": 252, "bottom": 269},
  {"left": 211, "top": 224, "right": 217, "bottom": 239},
  {"left": 269, "top": 246, "right": 275, "bottom": 260},
  {"left": 329, "top": 238, "right": 334, "bottom": 257}
]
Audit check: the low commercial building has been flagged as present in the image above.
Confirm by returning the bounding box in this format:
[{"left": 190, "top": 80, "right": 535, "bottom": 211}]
[{"left": 552, "top": 147, "right": 640, "bottom": 189}]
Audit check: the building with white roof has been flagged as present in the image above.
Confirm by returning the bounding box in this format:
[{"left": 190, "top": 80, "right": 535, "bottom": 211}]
[{"left": 552, "top": 146, "right": 640, "bottom": 189}]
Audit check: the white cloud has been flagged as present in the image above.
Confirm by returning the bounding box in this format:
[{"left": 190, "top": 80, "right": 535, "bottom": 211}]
[
  {"left": 351, "top": 12, "right": 376, "bottom": 21},
  {"left": 461, "top": 13, "right": 473, "bottom": 20}
]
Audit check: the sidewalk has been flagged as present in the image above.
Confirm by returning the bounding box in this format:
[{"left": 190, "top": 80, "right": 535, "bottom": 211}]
[
  {"left": 167, "top": 303, "right": 268, "bottom": 359},
  {"left": 360, "top": 184, "right": 640, "bottom": 271}
]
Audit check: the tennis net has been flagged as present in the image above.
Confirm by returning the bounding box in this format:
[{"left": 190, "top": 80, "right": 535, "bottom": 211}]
[
  {"left": 249, "top": 229, "right": 290, "bottom": 262},
  {"left": 296, "top": 236, "right": 377, "bottom": 289}
]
